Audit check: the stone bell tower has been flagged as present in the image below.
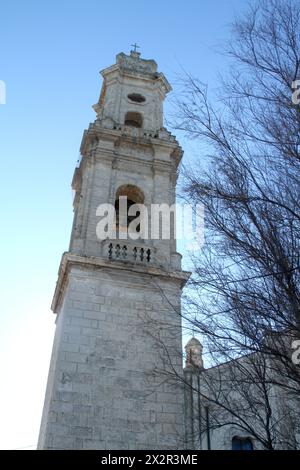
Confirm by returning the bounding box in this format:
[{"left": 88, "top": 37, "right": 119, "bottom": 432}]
[{"left": 38, "top": 49, "right": 189, "bottom": 450}]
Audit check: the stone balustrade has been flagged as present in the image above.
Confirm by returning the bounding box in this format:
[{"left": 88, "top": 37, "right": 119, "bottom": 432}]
[{"left": 105, "top": 240, "right": 154, "bottom": 264}]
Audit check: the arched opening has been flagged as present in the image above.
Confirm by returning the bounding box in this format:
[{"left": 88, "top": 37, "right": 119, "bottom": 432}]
[
  {"left": 232, "top": 436, "right": 253, "bottom": 450},
  {"left": 115, "top": 185, "right": 145, "bottom": 235},
  {"left": 124, "top": 112, "right": 143, "bottom": 128}
]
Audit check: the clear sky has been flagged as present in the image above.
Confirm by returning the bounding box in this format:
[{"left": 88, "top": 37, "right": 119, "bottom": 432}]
[{"left": 0, "top": 0, "right": 249, "bottom": 449}]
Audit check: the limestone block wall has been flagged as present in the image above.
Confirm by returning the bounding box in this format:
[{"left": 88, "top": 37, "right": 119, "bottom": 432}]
[{"left": 38, "top": 264, "right": 185, "bottom": 450}]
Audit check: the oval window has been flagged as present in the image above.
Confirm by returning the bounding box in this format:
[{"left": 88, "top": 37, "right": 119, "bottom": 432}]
[{"left": 127, "top": 93, "right": 146, "bottom": 103}]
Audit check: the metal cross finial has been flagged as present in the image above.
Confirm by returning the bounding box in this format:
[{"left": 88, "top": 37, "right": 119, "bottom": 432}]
[{"left": 131, "top": 43, "right": 140, "bottom": 53}]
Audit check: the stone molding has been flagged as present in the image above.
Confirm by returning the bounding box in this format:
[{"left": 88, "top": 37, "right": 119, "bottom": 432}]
[{"left": 51, "top": 251, "right": 190, "bottom": 314}]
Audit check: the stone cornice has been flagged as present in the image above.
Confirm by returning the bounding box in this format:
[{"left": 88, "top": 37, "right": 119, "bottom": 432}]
[
  {"left": 80, "top": 122, "right": 183, "bottom": 161},
  {"left": 51, "top": 252, "right": 191, "bottom": 314}
]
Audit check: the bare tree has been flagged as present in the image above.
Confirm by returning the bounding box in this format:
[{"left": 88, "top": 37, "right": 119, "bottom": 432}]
[{"left": 164, "top": 0, "right": 300, "bottom": 449}]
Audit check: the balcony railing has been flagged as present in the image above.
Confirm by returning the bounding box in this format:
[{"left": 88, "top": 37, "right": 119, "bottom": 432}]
[{"left": 106, "top": 241, "right": 153, "bottom": 264}]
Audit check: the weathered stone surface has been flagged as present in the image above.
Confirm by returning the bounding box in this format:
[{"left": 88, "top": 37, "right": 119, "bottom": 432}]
[{"left": 38, "top": 50, "right": 189, "bottom": 450}]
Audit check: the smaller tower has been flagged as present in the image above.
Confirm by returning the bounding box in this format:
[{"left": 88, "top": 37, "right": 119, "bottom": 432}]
[
  {"left": 184, "top": 337, "right": 204, "bottom": 449},
  {"left": 185, "top": 337, "right": 204, "bottom": 370}
]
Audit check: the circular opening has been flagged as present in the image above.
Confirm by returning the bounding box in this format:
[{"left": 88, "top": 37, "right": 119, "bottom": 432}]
[{"left": 127, "top": 93, "right": 146, "bottom": 103}]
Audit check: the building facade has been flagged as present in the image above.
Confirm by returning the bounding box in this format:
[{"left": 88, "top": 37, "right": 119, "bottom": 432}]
[{"left": 184, "top": 337, "right": 300, "bottom": 450}]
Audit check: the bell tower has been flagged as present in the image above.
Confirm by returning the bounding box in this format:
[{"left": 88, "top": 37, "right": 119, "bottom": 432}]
[{"left": 38, "top": 49, "right": 189, "bottom": 450}]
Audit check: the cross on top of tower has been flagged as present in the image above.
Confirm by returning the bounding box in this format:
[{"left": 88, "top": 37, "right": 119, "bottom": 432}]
[{"left": 131, "top": 42, "right": 140, "bottom": 53}]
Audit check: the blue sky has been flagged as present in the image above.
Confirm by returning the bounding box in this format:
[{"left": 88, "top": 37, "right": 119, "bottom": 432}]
[{"left": 0, "top": 0, "right": 249, "bottom": 449}]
